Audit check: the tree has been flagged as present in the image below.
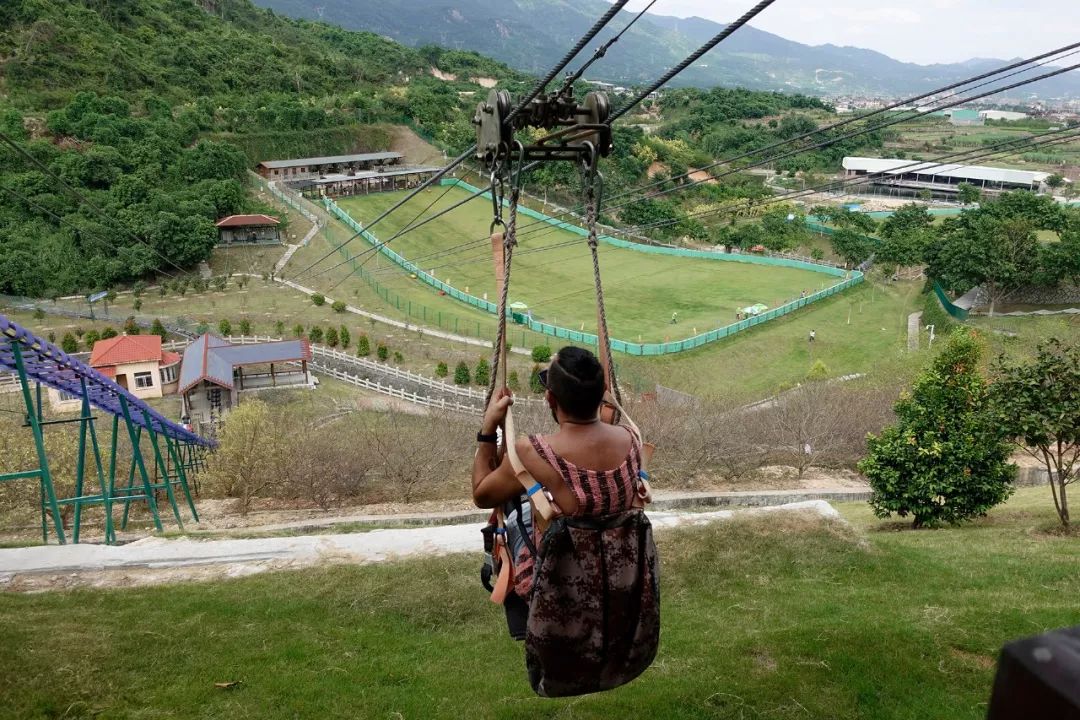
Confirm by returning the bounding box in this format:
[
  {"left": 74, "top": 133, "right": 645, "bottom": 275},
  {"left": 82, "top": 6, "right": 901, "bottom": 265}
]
[
  {"left": 293, "top": 323, "right": 304, "bottom": 338},
  {"left": 331, "top": 300, "right": 346, "bottom": 313},
  {"left": 101, "top": 327, "right": 118, "bottom": 339},
  {"left": 435, "top": 361, "right": 448, "bottom": 378},
  {"left": 311, "top": 293, "right": 325, "bottom": 306},
  {"left": 133, "top": 298, "right": 143, "bottom": 312},
  {"left": 508, "top": 370, "right": 521, "bottom": 391},
  {"left": 83, "top": 330, "right": 101, "bottom": 347},
  {"left": 123, "top": 317, "right": 140, "bottom": 335},
  {"left": 339, "top": 326, "right": 350, "bottom": 349},
  {"left": 529, "top": 364, "right": 544, "bottom": 394},
  {"left": 881, "top": 203, "right": 934, "bottom": 240},
  {"left": 475, "top": 357, "right": 490, "bottom": 387},
  {"left": 203, "top": 400, "right": 285, "bottom": 516},
  {"left": 308, "top": 326, "right": 324, "bottom": 344},
  {"left": 150, "top": 318, "right": 167, "bottom": 341},
  {"left": 829, "top": 228, "right": 876, "bottom": 266},
  {"left": 377, "top": 343, "right": 389, "bottom": 362},
  {"left": 393, "top": 351, "right": 403, "bottom": 363},
  {"left": 454, "top": 361, "right": 470, "bottom": 385},
  {"left": 238, "top": 318, "right": 251, "bottom": 335},
  {"left": 274, "top": 320, "right": 285, "bottom": 337},
  {"left": 1046, "top": 173, "right": 1065, "bottom": 190},
  {"left": 859, "top": 330, "right": 1014, "bottom": 527},
  {"left": 356, "top": 334, "right": 371, "bottom": 356},
  {"left": 325, "top": 327, "right": 339, "bottom": 348},
  {"left": 61, "top": 333, "right": 79, "bottom": 354},
  {"left": 992, "top": 340, "right": 1080, "bottom": 527},
  {"left": 218, "top": 318, "right": 232, "bottom": 336},
  {"left": 531, "top": 345, "right": 552, "bottom": 363},
  {"left": 929, "top": 213, "right": 1040, "bottom": 316},
  {"left": 957, "top": 182, "right": 981, "bottom": 206}
]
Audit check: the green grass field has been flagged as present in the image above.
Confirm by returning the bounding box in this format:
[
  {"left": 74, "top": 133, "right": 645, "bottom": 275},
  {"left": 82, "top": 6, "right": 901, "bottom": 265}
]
[
  {"left": 2, "top": 487, "right": 1077, "bottom": 719},
  {"left": 336, "top": 187, "right": 835, "bottom": 342}
]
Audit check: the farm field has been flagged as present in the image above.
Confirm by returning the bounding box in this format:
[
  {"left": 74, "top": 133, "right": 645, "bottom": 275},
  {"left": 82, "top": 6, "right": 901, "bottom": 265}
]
[
  {"left": 2, "top": 487, "right": 1076, "bottom": 719},
  {"left": 336, "top": 187, "right": 838, "bottom": 342}
]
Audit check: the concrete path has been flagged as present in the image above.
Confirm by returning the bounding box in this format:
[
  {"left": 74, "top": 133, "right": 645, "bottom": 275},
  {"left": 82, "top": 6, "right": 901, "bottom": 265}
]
[
  {"left": 0, "top": 501, "right": 842, "bottom": 590},
  {"left": 273, "top": 244, "right": 300, "bottom": 275},
  {"left": 907, "top": 311, "right": 922, "bottom": 351}
]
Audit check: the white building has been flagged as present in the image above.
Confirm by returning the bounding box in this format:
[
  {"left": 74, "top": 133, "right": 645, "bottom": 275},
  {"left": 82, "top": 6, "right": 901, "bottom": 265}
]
[
  {"left": 842, "top": 157, "right": 1052, "bottom": 195},
  {"left": 980, "top": 110, "right": 1029, "bottom": 122}
]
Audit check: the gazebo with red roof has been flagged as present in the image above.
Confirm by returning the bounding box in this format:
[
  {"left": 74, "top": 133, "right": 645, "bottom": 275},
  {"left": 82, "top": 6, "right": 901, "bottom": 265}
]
[{"left": 215, "top": 214, "right": 282, "bottom": 245}]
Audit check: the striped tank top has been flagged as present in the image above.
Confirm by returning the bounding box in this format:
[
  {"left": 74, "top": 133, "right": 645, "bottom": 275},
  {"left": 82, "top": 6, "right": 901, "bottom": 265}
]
[{"left": 510, "top": 427, "right": 642, "bottom": 597}]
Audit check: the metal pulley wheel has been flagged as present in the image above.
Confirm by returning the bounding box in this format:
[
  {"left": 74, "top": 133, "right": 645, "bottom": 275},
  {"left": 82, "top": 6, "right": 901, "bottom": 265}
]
[
  {"left": 578, "top": 91, "right": 613, "bottom": 157},
  {"left": 473, "top": 89, "right": 513, "bottom": 162}
]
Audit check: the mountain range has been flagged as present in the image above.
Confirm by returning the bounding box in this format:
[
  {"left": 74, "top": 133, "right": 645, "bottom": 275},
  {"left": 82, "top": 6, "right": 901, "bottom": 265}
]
[{"left": 253, "top": 0, "right": 1080, "bottom": 99}]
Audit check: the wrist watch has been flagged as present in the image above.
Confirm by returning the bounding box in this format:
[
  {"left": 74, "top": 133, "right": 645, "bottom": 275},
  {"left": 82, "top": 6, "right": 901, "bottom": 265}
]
[{"left": 476, "top": 431, "right": 499, "bottom": 444}]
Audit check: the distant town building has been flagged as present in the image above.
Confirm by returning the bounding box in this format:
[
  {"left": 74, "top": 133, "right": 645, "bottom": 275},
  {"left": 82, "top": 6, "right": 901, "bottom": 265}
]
[
  {"left": 948, "top": 109, "right": 985, "bottom": 127},
  {"left": 178, "top": 334, "right": 313, "bottom": 424},
  {"left": 979, "top": 110, "right": 1029, "bottom": 122},
  {"left": 215, "top": 214, "right": 282, "bottom": 245},
  {"left": 256, "top": 152, "right": 403, "bottom": 180},
  {"left": 843, "top": 157, "right": 1052, "bottom": 196}
]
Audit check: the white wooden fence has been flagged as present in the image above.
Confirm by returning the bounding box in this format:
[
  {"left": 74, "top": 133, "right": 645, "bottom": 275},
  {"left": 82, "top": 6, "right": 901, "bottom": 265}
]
[{"left": 312, "top": 365, "right": 481, "bottom": 416}]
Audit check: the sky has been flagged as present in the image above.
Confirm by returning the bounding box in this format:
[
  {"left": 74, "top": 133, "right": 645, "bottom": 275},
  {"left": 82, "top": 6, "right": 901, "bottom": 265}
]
[{"left": 621, "top": 0, "right": 1080, "bottom": 66}]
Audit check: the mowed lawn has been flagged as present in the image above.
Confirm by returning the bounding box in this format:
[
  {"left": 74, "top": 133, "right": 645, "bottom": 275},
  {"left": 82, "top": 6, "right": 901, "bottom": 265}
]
[
  {"left": 337, "top": 187, "right": 833, "bottom": 342},
  {"left": 3, "top": 488, "right": 1078, "bottom": 719}
]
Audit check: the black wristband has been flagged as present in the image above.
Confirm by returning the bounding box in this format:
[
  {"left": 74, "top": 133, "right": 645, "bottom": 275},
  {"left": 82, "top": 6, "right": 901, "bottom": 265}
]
[{"left": 476, "top": 431, "right": 499, "bottom": 444}]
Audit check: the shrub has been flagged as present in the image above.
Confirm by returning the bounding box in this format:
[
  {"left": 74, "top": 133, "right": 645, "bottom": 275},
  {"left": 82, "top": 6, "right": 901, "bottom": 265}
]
[
  {"left": 105, "top": 290, "right": 117, "bottom": 303},
  {"left": 475, "top": 357, "right": 491, "bottom": 386},
  {"left": 213, "top": 276, "right": 227, "bottom": 292},
  {"left": 133, "top": 298, "right": 143, "bottom": 312},
  {"left": 529, "top": 364, "right": 544, "bottom": 393},
  {"left": 309, "top": 326, "right": 324, "bottom": 344},
  {"left": 132, "top": 281, "right": 146, "bottom": 297},
  {"left": 454, "top": 361, "right": 471, "bottom": 385},
  {"left": 435, "top": 362, "right": 448, "bottom": 378},
  {"left": 83, "top": 330, "right": 100, "bottom": 347},
  {"left": 326, "top": 327, "right": 339, "bottom": 348},
  {"left": 101, "top": 327, "right": 118, "bottom": 340},
  {"left": 508, "top": 370, "right": 520, "bottom": 391},
  {"left": 339, "top": 326, "right": 351, "bottom": 349},
  {"left": 859, "top": 330, "right": 1014, "bottom": 528},
  {"left": 356, "top": 334, "right": 371, "bottom": 356},
  {"left": 238, "top": 318, "right": 252, "bottom": 336},
  {"left": 810, "top": 247, "right": 825, "bottom": 261},
  {"left": 807, "top": 359, "right": 829, "bottom": 380},
  {"left": 293, "top": 323, "right": 304, "bottom": 338},
  {"left": 331, "top": 300, "right": 346, "bottom": 313},
  {"left": 150, "top": 318, "right": 167, "bottom": 341},
  {"left": 393, "top": 351, "right": 403, "bottom": 363},
  {"left": 274, "top": 321, "right": 285, "bottom": 337},
  {"left": 311, "top": 293, "right": 325, "bottom": 307},
  {"left": 377, "top": 344, "right": 389, "bottom": 362},
  {"left": 158, "top": 285, "right": 167, "bottom": 297},
  {"left": 531, "top": 345, "right": 552, "bottom": 363},
  {"left": 195, "top": 322, "right": 210, "bottom": 335},
  {"left": 47, "top": 332, "right": 56, "bottom": 343},
  {"left": 73, "top": 327, "right": 85, "bottom": 338},
  {"left": 61, "top": 333, "right": 78, "bottom": 353},
  {"left": 123, "top": 317, "right": 140, "bottom": 335},
  {"left": 218, "top": 319, "right": 232, "bottom": 336},
  {"left": 32, "top": 308, "right": 45, "bottom": 320}
]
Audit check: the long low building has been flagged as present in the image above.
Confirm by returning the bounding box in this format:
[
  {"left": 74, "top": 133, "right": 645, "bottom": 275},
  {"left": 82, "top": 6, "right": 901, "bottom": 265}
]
[
  {"left": 287, "top": 165, "right": 445, "bottom": 198},
  {"left": 842, "top": 156, "right": 1052, "bottom": 195},
  {"left": 256, "top": 152, "right": 403, "bottom": 180}
]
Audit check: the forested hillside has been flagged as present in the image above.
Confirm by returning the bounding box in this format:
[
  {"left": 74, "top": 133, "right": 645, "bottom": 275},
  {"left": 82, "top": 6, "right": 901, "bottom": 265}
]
[{"left": 0, "top": 0, "right": 525, "bottom": 296}]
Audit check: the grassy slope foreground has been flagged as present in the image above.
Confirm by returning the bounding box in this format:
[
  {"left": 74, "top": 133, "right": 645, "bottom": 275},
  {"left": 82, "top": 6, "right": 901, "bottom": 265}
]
[{"left": 2, "top": 488, "right": 1077, "bottom": 719}]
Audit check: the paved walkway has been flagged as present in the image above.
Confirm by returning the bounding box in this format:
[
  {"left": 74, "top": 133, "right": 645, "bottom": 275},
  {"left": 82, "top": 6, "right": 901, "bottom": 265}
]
[
  {"left": 907, "top": 311, "right": 922, "bottom": 351},
  {"left": 0, "top": 501, "right": 842, "bottom": 589}
]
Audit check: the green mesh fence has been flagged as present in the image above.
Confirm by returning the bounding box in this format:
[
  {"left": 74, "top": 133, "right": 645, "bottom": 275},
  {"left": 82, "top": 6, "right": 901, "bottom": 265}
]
[
  {"left": 933, "top": 281, "right": 970, "bottom": 320},
  {"left": 323, "top": 188, "right": 864, "bottom": 356}
]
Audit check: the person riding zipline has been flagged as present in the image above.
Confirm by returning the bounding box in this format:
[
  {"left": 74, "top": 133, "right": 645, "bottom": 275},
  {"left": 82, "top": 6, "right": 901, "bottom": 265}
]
[{"left": 472, "top": 346, "right": 658, "bottom": 696}]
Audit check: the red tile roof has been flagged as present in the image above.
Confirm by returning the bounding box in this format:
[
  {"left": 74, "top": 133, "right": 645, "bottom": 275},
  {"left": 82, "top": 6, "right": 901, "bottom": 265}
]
[
  {"left": 161, "top": 350, "right": 182, "bottom": 366},
  {"left": 89, "top": 335, "right": 164, "bottom": 368},
  {"left": 215, "top": 214, "right": 280, "bottom": 228}
]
